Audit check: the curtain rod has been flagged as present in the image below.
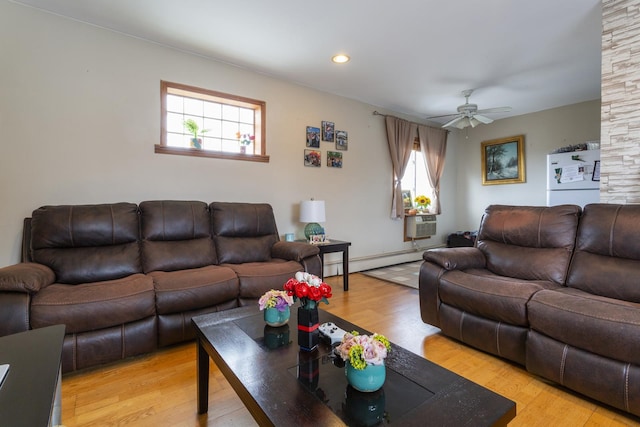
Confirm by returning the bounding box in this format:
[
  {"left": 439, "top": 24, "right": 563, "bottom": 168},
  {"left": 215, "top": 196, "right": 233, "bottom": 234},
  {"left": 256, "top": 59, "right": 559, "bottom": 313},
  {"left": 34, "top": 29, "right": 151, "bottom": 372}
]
[{"left": 373, "top": 111, "right": 448, "bottom": 131}]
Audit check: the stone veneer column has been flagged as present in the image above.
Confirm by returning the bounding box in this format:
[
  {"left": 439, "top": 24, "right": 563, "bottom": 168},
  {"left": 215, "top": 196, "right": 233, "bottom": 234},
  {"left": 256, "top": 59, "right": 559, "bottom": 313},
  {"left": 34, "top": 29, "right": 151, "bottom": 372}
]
[{"left": 601, "top": 0, "right": 640, "bottom": 203}]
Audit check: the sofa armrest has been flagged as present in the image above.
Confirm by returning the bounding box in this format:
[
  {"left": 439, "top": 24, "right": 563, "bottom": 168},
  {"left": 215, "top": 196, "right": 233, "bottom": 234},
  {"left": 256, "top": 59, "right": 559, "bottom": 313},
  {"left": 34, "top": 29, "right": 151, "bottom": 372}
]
[
  {"left": 271, "top": 241, "right": 320, "bottom": 262},
  {"left": 423, "top": 247, "right": 486, "bottom": 270},
  {"left": 0, "top": 262, "right": 55, "bottom": 293}
]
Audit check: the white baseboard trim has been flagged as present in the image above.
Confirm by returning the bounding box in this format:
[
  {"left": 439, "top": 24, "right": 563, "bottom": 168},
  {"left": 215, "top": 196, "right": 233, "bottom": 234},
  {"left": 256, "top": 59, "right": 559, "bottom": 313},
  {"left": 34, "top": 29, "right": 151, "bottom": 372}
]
[{"left": 322, "top": 243, "right": 445, "bottom": 277}]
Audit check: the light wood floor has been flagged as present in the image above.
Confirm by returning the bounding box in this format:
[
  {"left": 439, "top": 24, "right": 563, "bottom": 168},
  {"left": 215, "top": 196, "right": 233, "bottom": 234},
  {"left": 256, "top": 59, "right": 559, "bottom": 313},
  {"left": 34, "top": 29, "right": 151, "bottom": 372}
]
[{"left": 61, "top": 273, "right": 640, "bottom": 426}]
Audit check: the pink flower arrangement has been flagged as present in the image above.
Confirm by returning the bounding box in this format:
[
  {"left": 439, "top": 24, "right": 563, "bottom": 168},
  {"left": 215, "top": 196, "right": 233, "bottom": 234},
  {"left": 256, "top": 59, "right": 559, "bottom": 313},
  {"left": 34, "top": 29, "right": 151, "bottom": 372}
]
[
  {"left": 258, "top": 289, "right": 294, "bottom": 312},
  {"left": 335, "top": 331, "right": 391, "bottom": 370}
]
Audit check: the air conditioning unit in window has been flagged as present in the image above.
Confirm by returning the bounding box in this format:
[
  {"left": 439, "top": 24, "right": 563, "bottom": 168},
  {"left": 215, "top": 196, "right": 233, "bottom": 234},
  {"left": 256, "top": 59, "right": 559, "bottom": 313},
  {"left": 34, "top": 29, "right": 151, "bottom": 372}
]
[{"left": 406, "top": 214, "right": 437, "bottom": 238}]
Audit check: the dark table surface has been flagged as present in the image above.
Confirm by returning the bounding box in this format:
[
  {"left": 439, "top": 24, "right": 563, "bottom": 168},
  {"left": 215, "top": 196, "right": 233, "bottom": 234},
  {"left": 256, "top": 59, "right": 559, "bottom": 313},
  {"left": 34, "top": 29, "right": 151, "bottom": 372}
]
[
  {"left": 0, "top": 325, "right": 65, "bottom": 427},
  {"left": 193, "top": 306, "right": 515, "bottom": 426}
]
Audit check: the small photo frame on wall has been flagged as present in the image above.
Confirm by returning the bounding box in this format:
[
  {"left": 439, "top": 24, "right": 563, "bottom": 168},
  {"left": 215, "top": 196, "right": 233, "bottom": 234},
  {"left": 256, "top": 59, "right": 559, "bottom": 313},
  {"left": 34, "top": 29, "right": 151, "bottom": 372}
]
[
  {"left": 401, "top": 190, "right": 413, "bottom": 209},
  {"left": 336, "top": 130, "right": 348, "bottom": 150},
  {"left": 481, "top": 135, "right": 525, "bottom": 185},
  {"left": 304, "top": 149, "right": 321, "bottom": 167},
  {"left": 322, "top": 121, "right": 335, "bottom": 142},
  {"left": 327, "top": 151, "right": 343, "bottom": 168},
  {"left": 306, "top": 126, "right": 320, "bottom": 148}
]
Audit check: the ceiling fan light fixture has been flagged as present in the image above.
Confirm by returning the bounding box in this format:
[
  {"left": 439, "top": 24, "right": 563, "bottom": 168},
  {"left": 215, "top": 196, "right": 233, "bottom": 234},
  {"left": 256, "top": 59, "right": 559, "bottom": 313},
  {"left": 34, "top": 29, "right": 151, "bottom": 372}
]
[{"left": 331, "top": 54, "right": 350, "bottom": 64}]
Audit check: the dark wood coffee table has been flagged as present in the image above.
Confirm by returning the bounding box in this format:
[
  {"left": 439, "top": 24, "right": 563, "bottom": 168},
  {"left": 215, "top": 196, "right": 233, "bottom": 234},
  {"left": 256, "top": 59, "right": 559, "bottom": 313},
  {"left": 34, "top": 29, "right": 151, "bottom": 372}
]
[{"left": 192, "top": 306, "right": 515, "bottom": 426}]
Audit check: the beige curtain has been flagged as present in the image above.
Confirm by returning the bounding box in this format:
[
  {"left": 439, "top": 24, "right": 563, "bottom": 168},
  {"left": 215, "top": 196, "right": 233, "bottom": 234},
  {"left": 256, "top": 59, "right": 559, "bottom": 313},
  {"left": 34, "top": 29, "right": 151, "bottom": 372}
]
[
  {"left": 417, "top": 124, "right": 448, "bottom": 214},
  {"left": 385, "top": 116, "right": 417, "bottom": 219}
]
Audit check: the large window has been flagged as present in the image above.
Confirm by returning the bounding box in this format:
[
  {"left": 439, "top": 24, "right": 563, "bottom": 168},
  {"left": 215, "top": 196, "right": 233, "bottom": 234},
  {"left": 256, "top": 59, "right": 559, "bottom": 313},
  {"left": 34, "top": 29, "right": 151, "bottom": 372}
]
[
  {"left": 156, "top": 81, "right": 268, "bottom": 162},
  {"left": 401, "top": 140, "right": 433, "bottom": 204}
]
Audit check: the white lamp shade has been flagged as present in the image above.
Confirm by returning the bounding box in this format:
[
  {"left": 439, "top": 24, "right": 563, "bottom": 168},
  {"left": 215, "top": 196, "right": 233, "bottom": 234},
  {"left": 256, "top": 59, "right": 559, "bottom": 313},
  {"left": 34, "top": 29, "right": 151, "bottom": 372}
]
[{"left": 300, "top": 200, "right": 326, "bottom": 223}]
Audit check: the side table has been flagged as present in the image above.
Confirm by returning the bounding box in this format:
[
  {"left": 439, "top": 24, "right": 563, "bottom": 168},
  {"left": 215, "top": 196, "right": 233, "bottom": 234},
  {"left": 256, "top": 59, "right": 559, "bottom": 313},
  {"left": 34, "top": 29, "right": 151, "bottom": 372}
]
[{"left": 315, "top": 239, "right": 351, "bottom": 291}]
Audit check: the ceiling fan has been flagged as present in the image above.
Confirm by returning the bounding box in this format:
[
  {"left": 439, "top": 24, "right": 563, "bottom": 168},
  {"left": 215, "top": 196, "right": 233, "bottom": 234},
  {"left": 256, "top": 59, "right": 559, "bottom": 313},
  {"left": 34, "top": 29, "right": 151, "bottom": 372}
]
[{"left": 428, "top": 89, "right": 512, "bottom": 129}]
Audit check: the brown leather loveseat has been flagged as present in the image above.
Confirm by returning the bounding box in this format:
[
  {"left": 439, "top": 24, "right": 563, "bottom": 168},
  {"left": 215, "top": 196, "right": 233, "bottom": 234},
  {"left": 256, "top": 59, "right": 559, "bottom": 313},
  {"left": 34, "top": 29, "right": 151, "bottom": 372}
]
[
  {"left": 419, "top": 204, "right": 640, "bottom": 417},
  {"left": 0, "top": 201, "right": 321, "bottom": 373}
]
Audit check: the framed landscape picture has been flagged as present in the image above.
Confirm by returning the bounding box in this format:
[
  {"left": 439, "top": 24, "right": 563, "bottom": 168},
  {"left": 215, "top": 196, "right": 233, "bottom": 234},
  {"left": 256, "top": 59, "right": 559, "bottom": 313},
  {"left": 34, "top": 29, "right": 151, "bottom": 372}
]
[{"left": 481, "top": 135, "right": 525, "bottom": 185}]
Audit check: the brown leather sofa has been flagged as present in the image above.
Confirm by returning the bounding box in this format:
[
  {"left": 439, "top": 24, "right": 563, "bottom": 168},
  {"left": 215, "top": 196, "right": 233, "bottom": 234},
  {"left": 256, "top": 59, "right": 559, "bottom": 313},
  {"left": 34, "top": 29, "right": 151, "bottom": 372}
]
[
  {"left": 419, "top": 204, "right": 640, "bottom": 417},
  {"left": 0, "top": 201, "right": 321, "bottom": 373}
]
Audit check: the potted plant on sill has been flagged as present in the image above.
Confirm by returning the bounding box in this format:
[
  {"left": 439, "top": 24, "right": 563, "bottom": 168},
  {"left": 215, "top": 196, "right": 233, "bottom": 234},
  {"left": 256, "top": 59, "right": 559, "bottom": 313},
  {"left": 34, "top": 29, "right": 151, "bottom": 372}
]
[
  {"left": 236, "top": 132, "right": 255, "bottom": 154},
  {"left": 184, "top": 119, "right": 208, "bottom": 149}
]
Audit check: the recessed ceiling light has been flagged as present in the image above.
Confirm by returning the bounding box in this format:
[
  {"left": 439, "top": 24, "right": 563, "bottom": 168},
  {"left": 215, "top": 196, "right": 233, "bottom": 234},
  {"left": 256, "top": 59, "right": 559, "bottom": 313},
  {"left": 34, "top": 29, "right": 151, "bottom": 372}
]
[{"left": 332, "top": 54, "right": 350, "bottom": 64}]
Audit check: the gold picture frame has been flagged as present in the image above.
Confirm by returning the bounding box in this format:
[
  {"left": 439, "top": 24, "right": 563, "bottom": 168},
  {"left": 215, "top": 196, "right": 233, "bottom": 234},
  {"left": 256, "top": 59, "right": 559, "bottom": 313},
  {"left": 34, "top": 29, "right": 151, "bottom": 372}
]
[{"left": 481, "top": 135, "right": 525, "bottom": 185}]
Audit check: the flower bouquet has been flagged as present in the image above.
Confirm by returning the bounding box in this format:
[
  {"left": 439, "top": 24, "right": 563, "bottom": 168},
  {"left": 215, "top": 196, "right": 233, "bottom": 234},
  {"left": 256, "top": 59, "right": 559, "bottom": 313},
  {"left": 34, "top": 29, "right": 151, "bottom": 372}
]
[
  {"left": 414, "top": 195, "right": 431, "bottom": 212},
  {"left": 336, "top": 331, "right": 391, "bottom": 392},
  {"left": 283, "top": 271, "right": 332, "bottom": 310},
  {"left": 283, "top": 272, "right": 332, "bottom": 351},
  {"left": 259, "top": 289, "right": 294, "bottom": 327}
]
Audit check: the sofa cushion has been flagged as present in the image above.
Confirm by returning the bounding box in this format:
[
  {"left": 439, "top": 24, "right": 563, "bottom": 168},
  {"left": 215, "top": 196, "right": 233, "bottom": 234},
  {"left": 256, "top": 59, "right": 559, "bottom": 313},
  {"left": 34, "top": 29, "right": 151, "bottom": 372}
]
[
  {"left": 30, "top": 274, "right": 155, "bottom": 334},
  {"left": 476, "top": 204, "right": 581, "bottom": 284},
  {"left": 211, "top": 202, "right": 280, "bottom": 263},
  {"left": 30, "top": 203, "right": 142, "bottom": 284},
  {"left": 223, "top": 260, "right": 304, "bottom": 300},
  {"left": 567, "top": 203, "right": 640, "bottom": 303},
  {"left": 439, "top": 269, "right": 559, "bottom": 326},
  {"left": 528, "top": 287, "right": 640, "bottom": 365},
  {"left": 149, "top": 265, "right": 239, "bottom": 314},
  {"left": 140, "top": 200, "right": 217, "bottom": 272}
]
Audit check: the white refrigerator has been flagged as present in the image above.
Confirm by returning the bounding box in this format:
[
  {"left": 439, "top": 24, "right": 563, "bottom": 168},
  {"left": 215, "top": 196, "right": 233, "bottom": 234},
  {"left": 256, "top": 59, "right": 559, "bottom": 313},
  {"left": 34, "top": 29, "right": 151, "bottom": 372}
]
[{"left": 547, "top": 149, "right": 600, "bottom": 207}]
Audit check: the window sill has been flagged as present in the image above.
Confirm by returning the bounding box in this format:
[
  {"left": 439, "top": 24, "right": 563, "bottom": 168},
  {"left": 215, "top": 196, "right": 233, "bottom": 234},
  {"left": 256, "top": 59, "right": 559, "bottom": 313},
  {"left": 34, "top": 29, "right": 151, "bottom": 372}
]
[{"left": 155, "top": 145, "right": 269, "bottom": 163}]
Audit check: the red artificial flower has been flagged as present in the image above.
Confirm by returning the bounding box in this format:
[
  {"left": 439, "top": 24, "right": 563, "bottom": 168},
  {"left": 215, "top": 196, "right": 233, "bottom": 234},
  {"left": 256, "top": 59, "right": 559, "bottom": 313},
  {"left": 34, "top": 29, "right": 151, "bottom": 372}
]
[
  {"left": 308, "top": 285, "right": 322, "bottom": 301},
  {"left": 295, "top": 282, "right": 310, "bottom": 299},
  {"left": 319, "top": 283, "right": 333, "bottom": 299}
]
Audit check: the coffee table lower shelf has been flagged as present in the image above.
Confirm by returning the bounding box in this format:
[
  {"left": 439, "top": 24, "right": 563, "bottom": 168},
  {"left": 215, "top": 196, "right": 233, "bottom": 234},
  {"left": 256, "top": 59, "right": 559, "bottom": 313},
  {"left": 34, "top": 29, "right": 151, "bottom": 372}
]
[{"left": 193, "top": 306, "right": 515, "bottom": 426}]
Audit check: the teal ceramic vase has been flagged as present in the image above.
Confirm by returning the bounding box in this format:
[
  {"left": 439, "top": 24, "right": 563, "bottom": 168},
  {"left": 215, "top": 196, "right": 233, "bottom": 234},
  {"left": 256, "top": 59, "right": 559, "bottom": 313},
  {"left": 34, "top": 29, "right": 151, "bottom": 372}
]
[
  {"left": 345, "top": 362, "right": 386, "bottom": 392},
  {"left": 263, "top": 306, "right": 290, "bottom": 327}
]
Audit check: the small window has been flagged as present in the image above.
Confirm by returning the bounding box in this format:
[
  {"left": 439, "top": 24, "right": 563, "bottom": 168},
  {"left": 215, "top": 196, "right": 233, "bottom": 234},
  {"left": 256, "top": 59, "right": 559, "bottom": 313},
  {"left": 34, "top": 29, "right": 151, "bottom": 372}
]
[
  {"left": 156, "top": 81, "right": 268, "bottom": 162},
  {"left": 401, "top": 139, "right": 433, "bottom": 205}
]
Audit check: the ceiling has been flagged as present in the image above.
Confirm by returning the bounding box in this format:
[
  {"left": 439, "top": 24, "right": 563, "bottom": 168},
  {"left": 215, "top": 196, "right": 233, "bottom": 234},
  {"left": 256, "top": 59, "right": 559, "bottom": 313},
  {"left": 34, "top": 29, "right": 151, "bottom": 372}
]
[{"left": 12, "top": 0, "right": 603, "bottom": 126}]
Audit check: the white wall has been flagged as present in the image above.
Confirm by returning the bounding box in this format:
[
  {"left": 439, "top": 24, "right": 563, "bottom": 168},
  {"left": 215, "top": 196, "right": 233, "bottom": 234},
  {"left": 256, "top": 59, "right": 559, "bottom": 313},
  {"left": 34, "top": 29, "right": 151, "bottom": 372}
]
[
  {"left": 0, "top": 3, "right": 601, "bottom": 271},
  {"left": 449, "top": 99, "right": 601, "bottom": 231},
  {"left": 0, "top": 2, "right": 457, "bottom": 270}
]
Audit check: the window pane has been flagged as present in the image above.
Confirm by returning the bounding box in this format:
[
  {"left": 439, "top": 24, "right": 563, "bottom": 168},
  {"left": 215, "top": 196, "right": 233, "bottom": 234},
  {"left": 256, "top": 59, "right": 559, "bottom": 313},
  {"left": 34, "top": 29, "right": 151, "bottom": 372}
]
[
  {"left": 166, "top": 94, "right": 183, "bottom": 113},
  {"left": 222, "top": 105, "right": 239, "bottom": 121},
  {"left": 222, "top": 120, "right": 239, "bottom": 140},
  {"left": 167, "top": 112, "right": 185, "bottom": 134},
  {"left": 167, "top": 132, "right": 188, "bottom": 148},
  {"left": 184, "top": 98, "right": 203, "bottom": 116},
  {"left": 239, "top": 107, "right": 254, "bottom": 124},
  {"left": 204, "top": 118, "right": 221, "bottom": 138},
  {"left": 204, "top": 101, "right": 221, "bottom": 119}
]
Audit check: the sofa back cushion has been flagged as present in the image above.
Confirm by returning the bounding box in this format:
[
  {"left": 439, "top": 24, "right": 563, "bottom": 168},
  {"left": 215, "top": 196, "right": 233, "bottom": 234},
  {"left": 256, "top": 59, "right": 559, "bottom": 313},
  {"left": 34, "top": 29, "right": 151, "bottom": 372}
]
[
  {"left": 30, "top": 203, "right": 142, "bottom": 284},
  {"left": 211, "top": 202, "right": 279, "bottom": 264},
  {"left": 476, "top": 204, "right": 581, "bottom": 285},
  {"left": 140, "top": 200, "right": 217, "bottom": 272},
  {"left": 567, "top": 203, "right": 640, "bottom": 302}
]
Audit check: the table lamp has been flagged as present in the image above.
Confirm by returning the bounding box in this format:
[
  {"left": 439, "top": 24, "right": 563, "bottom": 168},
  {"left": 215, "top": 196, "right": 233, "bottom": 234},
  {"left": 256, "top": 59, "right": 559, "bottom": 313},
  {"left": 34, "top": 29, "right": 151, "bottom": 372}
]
[{"left": 300, "top": 199, "right": 326, "bottom": 240}]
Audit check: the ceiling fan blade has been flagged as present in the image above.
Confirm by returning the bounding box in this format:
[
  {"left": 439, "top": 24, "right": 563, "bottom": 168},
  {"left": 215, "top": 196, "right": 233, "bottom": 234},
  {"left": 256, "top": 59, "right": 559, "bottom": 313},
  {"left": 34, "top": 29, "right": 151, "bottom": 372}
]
[
  {"left": 442, "top": 116, "right": 464, "bottom": 128},
  {"left": 476, "top": 106, "right": 512, "bottom": 114},
  {"left": 473, "top": 114, "right": 494, "bottom": 124},
  {"left": 426, "top": 112, "right": 460, "bottom": 119}
]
